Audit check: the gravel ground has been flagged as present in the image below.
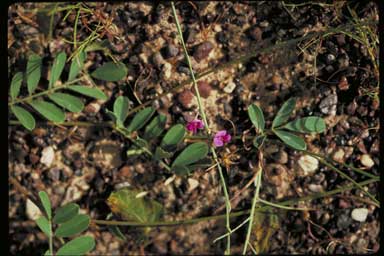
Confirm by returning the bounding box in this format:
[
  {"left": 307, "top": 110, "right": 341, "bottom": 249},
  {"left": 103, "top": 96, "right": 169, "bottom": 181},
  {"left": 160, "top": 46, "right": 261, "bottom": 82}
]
[{"left": 8, "top": 2, "right": 379, "bottom": 255}]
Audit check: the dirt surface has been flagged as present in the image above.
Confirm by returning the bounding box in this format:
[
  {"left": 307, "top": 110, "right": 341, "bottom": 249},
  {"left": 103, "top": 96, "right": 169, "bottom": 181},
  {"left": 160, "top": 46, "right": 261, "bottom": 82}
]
[{"left": 8, "top": 2, "right": 379, "bottom": 255}]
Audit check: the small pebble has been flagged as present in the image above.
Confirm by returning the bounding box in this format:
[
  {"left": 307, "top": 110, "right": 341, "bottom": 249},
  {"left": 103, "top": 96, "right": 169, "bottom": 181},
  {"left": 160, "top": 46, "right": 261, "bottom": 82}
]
[
  {"left": 196, "top": 81, "right": 212, "bottom": 98},
  {"left": 161, "top": 62, "right": 172, "bottom": 79},
  {"left": 338, "top": 76, "right": 349, "bottom": 91},
  {"left": 298, "top": 155, "right": 319, "bottom": 175},
  {"left": 164, "top": 44, "right": 179, "bottom": 58},
  {"left": 248, "top": 26, "right": 263, "bottom": 41},
  {"left": 223, "top": 81, "right": 236, "bottom": 94},
  {"left": 193, "top": 41, "right": 214, "bottom": 62},
  {"left": 360, "top": 154, "right": 374, "bottom": 168},
  {"left": 26, "top": 199, "right": 42, "bottom": 220},
  {"left": 177, "top": 90, "right": 194, "bottom": 108},
  {"left": 187, "top": 178, "right": 199, "bottom": 192},
  {"left": 308, "top": 184, "right": 323, "bottom": 193},
  {"left": 152, "top": 52, "right": 165, "bottom": 68},
  {"left": 40, "top": 146, "right": 55, "bottom": 167},
  {"left": 351, "top": 208, "right": 368, "bottom": 222},
  {"left": 332, "top": 148, "right": 345, "bottom": 163},
  {"left": 325, "top": 54, "right": 336, "bottom": 64},
  {"left": 319, "top": 94, "right": 338, "bottom": 116}
]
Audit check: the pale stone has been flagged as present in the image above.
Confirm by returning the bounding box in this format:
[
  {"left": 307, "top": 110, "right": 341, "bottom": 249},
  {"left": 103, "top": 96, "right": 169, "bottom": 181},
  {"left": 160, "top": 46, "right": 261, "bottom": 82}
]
[
  {"left": 40, "top": 146, "right": 55, "bottom": 167},
  {"left": 223, "top": 81, "right": 236, "bottom": 93},
  {"left": 332, "top": 148, "right": 345, "bottom": 163},
  {"left": 351, "top": 208, "right": 368, "bottom": 222},
  {"left": 26, "top": 199, "right": 42, "bottom": 220},
  {"left": 360, "top": 154, "right": 374, "bottom": 168},
  {"left": 298, "top": 155, "right": 319, "bottom": 175},
  {"left": 187, "top": 178, "right": 199, "bottom": 192}
]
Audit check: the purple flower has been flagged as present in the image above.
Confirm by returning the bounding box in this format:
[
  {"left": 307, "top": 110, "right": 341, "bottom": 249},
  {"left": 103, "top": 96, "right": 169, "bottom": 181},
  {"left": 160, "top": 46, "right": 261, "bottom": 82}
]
[
  {"left": 186, "top": 119, "right": 204, "bottom": 134},
  {"left": 213, "top": 130, "right": 231, "bottom": 147}
]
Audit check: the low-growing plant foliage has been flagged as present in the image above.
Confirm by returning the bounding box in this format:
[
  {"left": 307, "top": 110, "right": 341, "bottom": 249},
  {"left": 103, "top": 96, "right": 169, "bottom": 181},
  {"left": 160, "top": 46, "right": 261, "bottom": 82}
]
[{"left": 34, "top": 191, "right": 95, "bottom": 256}]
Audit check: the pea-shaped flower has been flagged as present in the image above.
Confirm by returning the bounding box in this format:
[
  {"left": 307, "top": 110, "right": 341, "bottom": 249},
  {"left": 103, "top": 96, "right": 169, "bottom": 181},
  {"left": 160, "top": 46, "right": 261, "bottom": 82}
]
[
  {"left": 186, "top": 119, "right": 204, "bottom": 134},
  {"left": 213, "top": 130, "right": 231, "bottom": 147}
]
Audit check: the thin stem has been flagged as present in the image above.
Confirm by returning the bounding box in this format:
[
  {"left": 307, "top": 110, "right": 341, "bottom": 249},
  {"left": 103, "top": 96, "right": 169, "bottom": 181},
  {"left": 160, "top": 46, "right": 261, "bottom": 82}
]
[
  {"left": 258, "top": 198, "right": 314, "bottom": 211},
  {"left": 316, "top": 155, "right": 380, "bottom": 207},
  {"left": 213, "top": 217, "right": 250, "bottom": 243},
  {"left": 8, "top": 78, "right": 83, "bottom": 106},
  {"left": 171, "top": 3, "right": 232, "bottom": 253},
  {"left": 242, "top": 170, "right": 262, "bottom": 254},
  {"left": 48, "top": 220, "right": 53, "bottom": 255}
]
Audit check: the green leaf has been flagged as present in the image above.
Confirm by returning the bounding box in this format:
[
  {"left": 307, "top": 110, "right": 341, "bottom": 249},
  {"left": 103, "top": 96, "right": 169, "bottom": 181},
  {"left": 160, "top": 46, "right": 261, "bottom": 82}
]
[
  {"left": 68, "top": 51, "right": 85, "bottom": 82},
  {"left": 49, "top": 52, "right": 67, "bottom": 88},
  {"left": 29, "top": 100, "right": 65, "bottom": 123},
  {"left": 107, "top": 188, "right": 163, "bottom": 223},
  {"left": 153, "top": 146, "right": 173, "bottom": 161},
  {"left": 160, "top": 124, "right": 186, "bottom": 149},
  {"left": 56, "top": 236, "right": 95, "bottom": 256},
  {"left": 272, "top": 98, "right": 296, "bottom": 128},
  {"left": 248, "top": 104, "right": 265, "bottom": 132},
  {"left": 113, "top": 96, "right": 130, "bottom": 127},
  {"left": 44, "top": 250, "right": 51, "bottom": 256},
  {"left": 48, "top": 93, "right": 84, "bottom": 113},
  {"left": 171, "top": 165, "right": 190, "bottom": 176},
  {"left": 35, "top": 216, "right": 51, "bottom": 236},
  {"left": 55, "top": 214, "right": 90, "bottom": 237},
  {"left": 127, "top": 107, "right": 155, "bottom": 133},
  {"left": 283, "top": 116, "right": 326, "bottom": 134},
  {"left": 91, "top": 62, "right": 127, "bottom": 81},
  {"left": 38, "top": 191, "right": 52, "bottom": 219},
  {"left": 68, "top": 85, "right": 107, "bottom": 100},
  {"left": 53, "top": 203, "right": 80, "bottom": 224},
  {"left": 11, "top": 106, "right": 35, "bottom": 131},
  {"left": 144, "top": 114, "right": 167, "bottom": 140},
  {"left": 172, "top": 142, "right": 209, "bottom": 168},
  {"left": 26, "top": 54, "right": 42, "bottom": 94},
  {"left": 10, "top": 72, "right": 23, "bottom": 100},
  {"left": 273, "top": 129, "right": 307, "bottom": 150}
]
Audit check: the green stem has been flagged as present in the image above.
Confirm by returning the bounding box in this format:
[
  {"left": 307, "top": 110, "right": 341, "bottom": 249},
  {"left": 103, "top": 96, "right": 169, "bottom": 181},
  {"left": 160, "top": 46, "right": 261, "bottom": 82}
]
[
  {"left": 258, "top": 198, "right": 313, "bottom": 211},
  {"left": 242, "top": 170, "right": 262, "bottom": 254},
  {"left": 171, "top": 3, "right": 232, "bottom": 253},
  {"left": 91, "top": 178, "right": 377, "bottom": 228},
  {"left": 315, "top": 155, "right": 379, "bottom": 207},
  {"left": 8, "top": 78, "right": 83, "bottom": 106},
  {"left": 48, "top": 219, "right": 53, "bottom": 255}
]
